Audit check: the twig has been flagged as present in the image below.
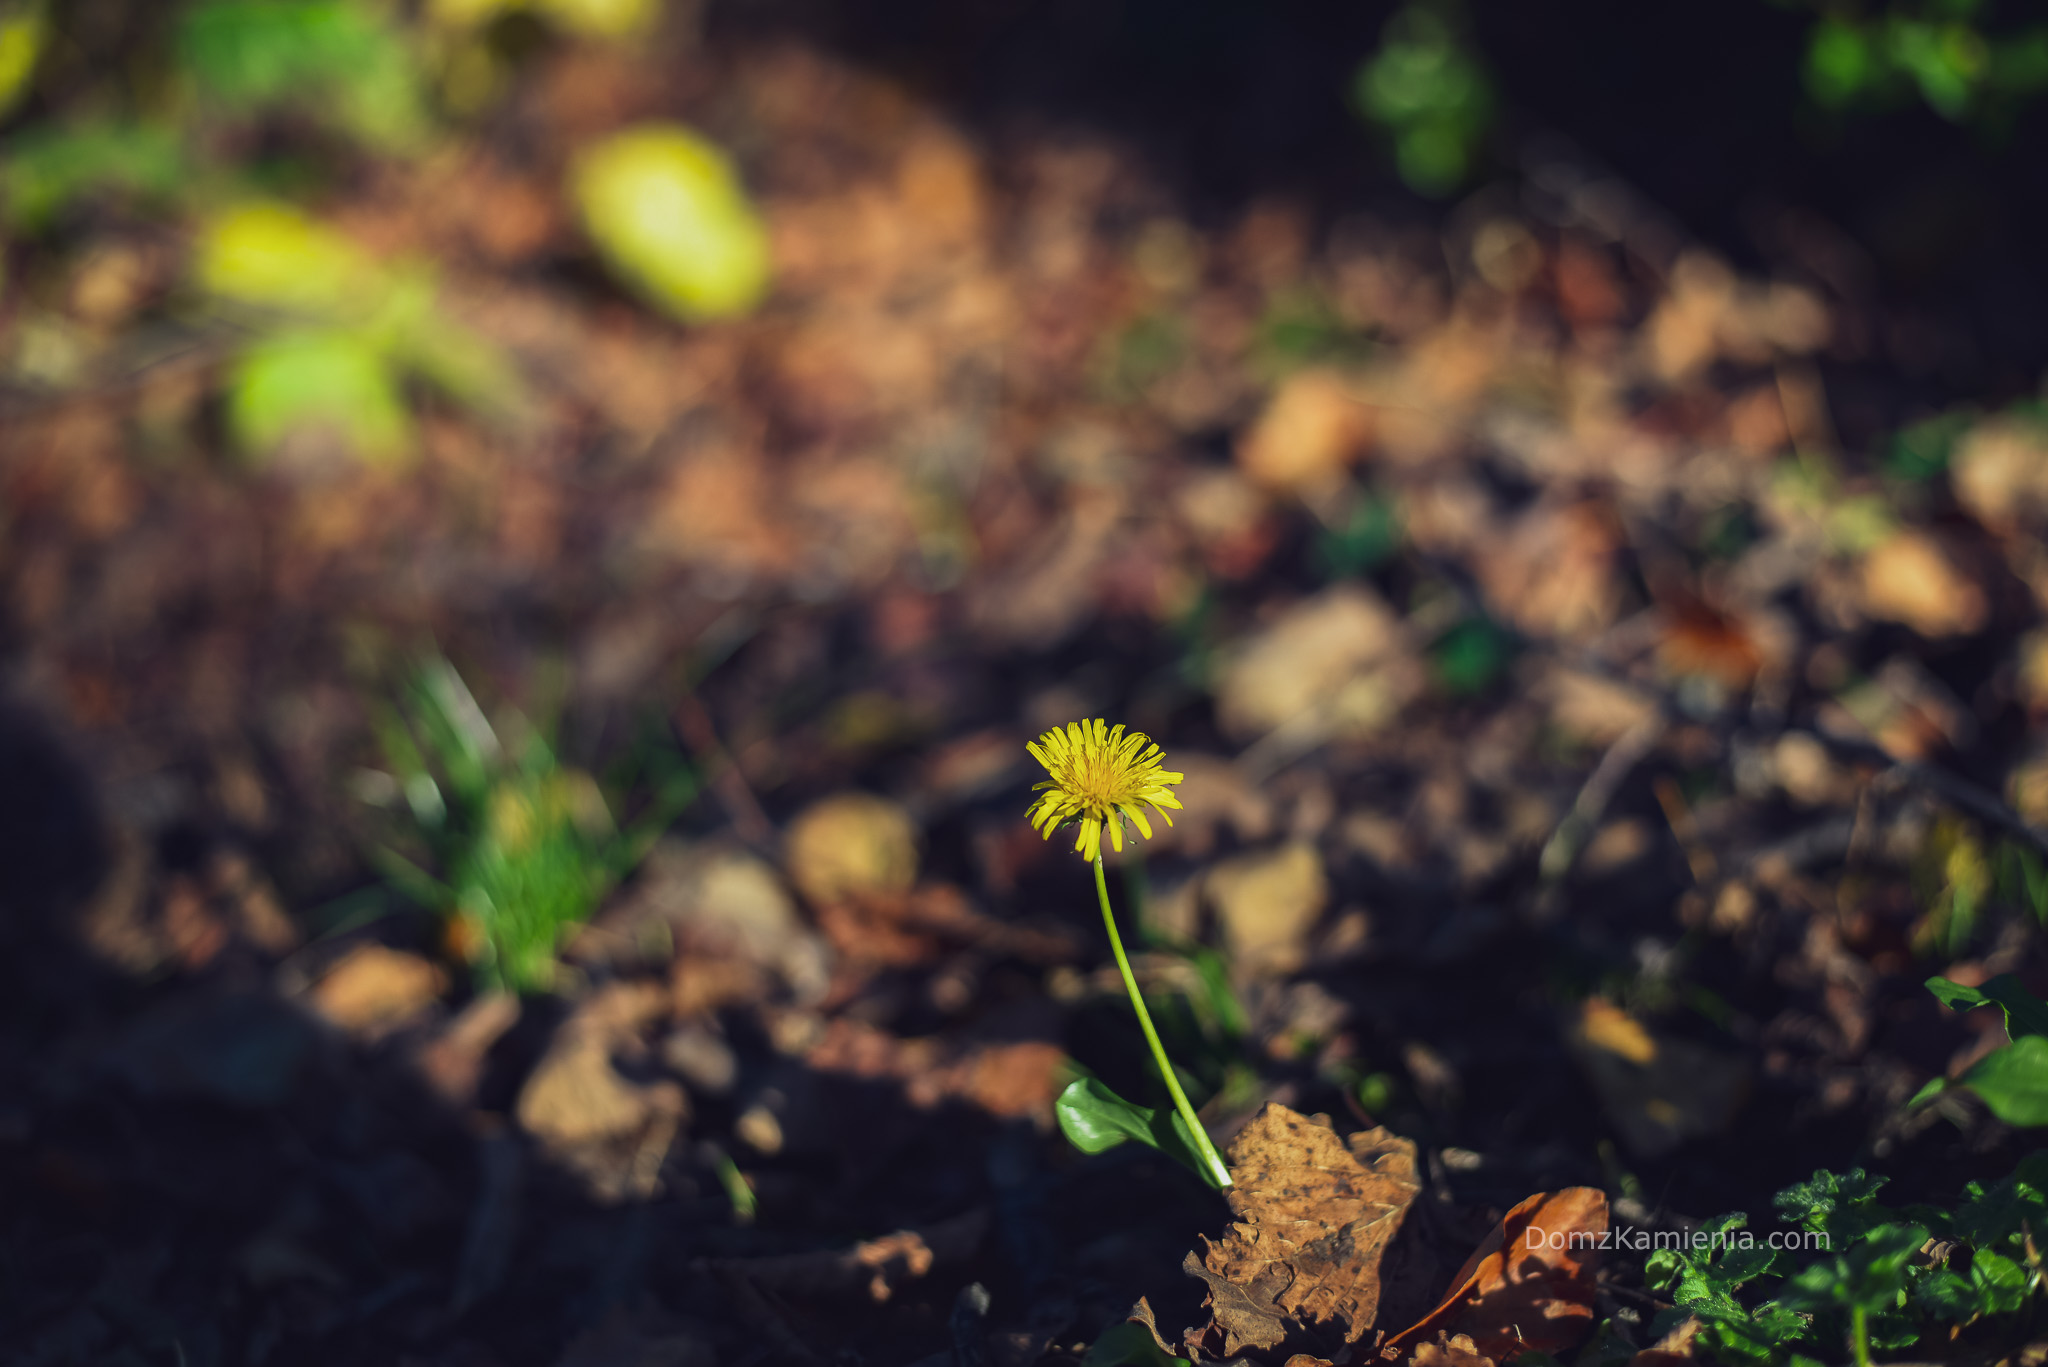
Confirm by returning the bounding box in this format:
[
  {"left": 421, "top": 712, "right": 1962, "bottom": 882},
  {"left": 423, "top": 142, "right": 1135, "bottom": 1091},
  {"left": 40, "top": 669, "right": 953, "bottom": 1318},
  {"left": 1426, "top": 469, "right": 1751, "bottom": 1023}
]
[
  {"left": 448, "top": 1126, "right": 523, "bottom": 1317},
  {"left": 1542, "top": 642, "right": 2048, "bottom": 866},
  {"left": 1533, "top": 714, "right": 1667, "bottom": 920},
  {"left": 1800, "top": 729, "right": 2048, "bottom": 862},
  {"left": 714, "top": 1270, "right": 832, "bottom": 1367},
  {"left": 672, "top": 690, "right": 774, "bottom": 848}
]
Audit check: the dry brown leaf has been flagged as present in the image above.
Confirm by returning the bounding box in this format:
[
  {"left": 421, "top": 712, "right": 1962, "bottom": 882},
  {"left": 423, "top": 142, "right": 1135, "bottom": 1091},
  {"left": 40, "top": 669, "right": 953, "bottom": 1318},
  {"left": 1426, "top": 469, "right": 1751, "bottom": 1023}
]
[
  {"left": 1237, "top": 369, "right": 1373, "bottom": 493},
  {"left": 308, "top": 944, "right": 446, "bottom": 1037},
  {"left": 1379, "top": 1188, "right": 1606, "bottom": 1363},
  {"left": 1407, "top": 1332, "right": 1495, "bottom": 1367},
  {"left": 785, "top": 792, "right": 920, "bottom": 908},
  {"left": 1655, "top": 597, "right": 1766, "bottom": 691},
  {"left": 1628, "top": 1315, "right": 1705, "bottom": 1366},
  {"left": 1953, "top": 415, "right": 2048, "bottom": 533},
  {"left": 1475, "top": 500, "right": 1622, "bottom": 641},
  {"left": 815, "top": 883, "right": 1080, "bottom": 975},
  {"left": 1183, "top": 1104, "right": 1423, "bottom": 1359},
  {"left": 1859, "top": 530, "right": 1987, "bottom": 638},
  {"left": 1206, "top": 842, "right": 1329, "bottom": 977},
  {"left": 1214, "top": 583, "right": 1416, "bottom": 740}
]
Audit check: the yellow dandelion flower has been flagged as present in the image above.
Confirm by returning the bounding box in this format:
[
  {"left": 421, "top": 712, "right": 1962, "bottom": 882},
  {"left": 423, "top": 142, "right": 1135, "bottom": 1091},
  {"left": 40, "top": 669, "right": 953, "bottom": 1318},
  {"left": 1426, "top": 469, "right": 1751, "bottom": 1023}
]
[{"left": 1025, "top": 719, "right": 1184, "bottom": 864}]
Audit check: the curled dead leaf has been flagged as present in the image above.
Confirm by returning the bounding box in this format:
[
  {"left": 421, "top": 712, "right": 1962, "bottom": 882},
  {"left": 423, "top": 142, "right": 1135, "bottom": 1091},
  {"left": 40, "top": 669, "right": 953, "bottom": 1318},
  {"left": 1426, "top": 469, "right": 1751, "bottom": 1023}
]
[
  {"left": 1182, "top": 1104, "right": 1426, "bottom": 1359},
  {"left": 1379, "top": 1187, "right": 1607, "bottom": 1364}
]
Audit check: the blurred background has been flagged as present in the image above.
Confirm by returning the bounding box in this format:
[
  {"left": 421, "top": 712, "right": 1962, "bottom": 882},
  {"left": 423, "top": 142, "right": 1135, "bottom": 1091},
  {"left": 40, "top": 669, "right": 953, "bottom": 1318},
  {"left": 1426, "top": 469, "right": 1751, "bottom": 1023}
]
[{"left": 8, "top": 0, "right": 2048, "bottom": 1363}]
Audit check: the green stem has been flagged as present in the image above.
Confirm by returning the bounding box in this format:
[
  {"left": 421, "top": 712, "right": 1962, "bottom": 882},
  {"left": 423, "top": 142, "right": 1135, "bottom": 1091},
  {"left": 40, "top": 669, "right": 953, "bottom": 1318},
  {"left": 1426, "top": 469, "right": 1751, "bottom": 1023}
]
[
  {"left": 1850, "top": 1304, "right": 1872, "bottom": 1367},
  {"left": 1093, "top": 855, "right": 1234, "bottom": 1189}
]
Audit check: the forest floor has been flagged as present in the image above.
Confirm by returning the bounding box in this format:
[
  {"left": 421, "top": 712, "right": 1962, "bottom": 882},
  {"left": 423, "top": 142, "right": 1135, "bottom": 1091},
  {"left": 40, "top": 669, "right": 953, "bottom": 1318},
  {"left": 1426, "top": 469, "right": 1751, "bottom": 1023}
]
[{"left": 5, "top": 20, "right": 2048, "bottom": 1367}]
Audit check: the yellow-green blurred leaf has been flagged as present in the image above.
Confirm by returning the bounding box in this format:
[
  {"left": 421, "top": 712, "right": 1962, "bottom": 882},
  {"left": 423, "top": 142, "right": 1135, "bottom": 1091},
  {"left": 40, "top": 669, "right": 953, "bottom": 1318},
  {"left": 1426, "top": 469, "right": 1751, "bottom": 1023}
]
[
  {"left": 197, "top": 201, "right": 385, "bottom": 317},
  {"left": 570, "top": 123, "right": 771, "bottom": 323},
  {"left": 0, "top": 3, "right": 47, "bottom": 121},
  {"left": 227, "top": 329, "right": 412, "bottom": 464},
  {"left": 531, "top": 0, "right": 657, "bottom": 39},
  {"left": 428, "top": 0, "right": 512, "bottom": 25},
  {"left": 429, "top": 0, "right": 655, "bottom": 40}
]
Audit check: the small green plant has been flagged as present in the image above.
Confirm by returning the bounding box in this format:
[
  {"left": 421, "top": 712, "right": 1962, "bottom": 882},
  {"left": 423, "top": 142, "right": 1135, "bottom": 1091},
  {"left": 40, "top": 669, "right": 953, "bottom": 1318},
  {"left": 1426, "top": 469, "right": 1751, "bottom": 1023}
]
[
  {"left": 177, "top": 0, "right": 430, "bottom": 152},
  {"left": 1350, "top": 0, "right": 1496, "bottom": 197},
  {"left": 1314, "top": 492, "right": 1402, "bottom": 580},
  {"left": 1793, "top": 0, "right": 2048, "bottom": 129},
  {"left": 1883, "top": 407, "right": 1978, "bottom": 483},
  {"left": 365, "top": 658, "right": 695, "bottom": 993},
  {"left": 1914, "top": 974, "right": 2048, "bottom": 1126},
  {"left": 1028, "top": 720, "right": 1233, "bottom": 1190},
  {"left": 1431, "top": 615, "right": 1513, "bottom": 697},
  {"left": 196, "top": 200, "right": 519, "bottom": 463},
  {"left": 1644, "top": 1160, "right": 2048, "bottom": 1366}
]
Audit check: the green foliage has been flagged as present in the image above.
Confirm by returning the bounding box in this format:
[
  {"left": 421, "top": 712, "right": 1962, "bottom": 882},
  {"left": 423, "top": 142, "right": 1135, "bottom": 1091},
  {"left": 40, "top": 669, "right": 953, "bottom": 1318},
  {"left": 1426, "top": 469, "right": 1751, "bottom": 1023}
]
[
  {"left": 1080, "top": 1321, "right": 1185, "bottom": 1367},
  {"left": 1252, "top": 287, "right": 1370, "bottom": 376},
  {"left": 1351, "top": 1, "right": 1495, "bottom": 196},
  {"left": 1925, "top": 974, "right": 2048, "bottom": 1040},
  {"left": 177, "top": 0, "right": 428, "bottom": 150},
  {"left": 1924, "top": 1036, "right": 2048, "bottom": 1126},
  {"left": 1314, "top": 492, "right": 1402, "bottom": 579},
  {"left": 1999, "top": 840, "right": 2048, "bottom": 929},
  {"left": 570, "top": 123, "right": 773, "bottom": 323},
  {"left": 228, "top": 329, "right": 412, "bottom": 462},
  {"left": 1054, "top": 1075, "right": 1228, "bottom": 1190},
  {"left": 1645, "top": 1213, "right": 1804, "bottom": 1364},
  {"left": 1098, "top": 312, "right": 1188, "bottom": 398},
  {"left": 367, "top": 658, "right": 696, "bottom": 993},
  {"left": 1915, "top": 975, "right": 2048, "bottom": 1125},
  {"left": 1644, "top": 1160, "right": 2048, "bottom": 1365},
  {"left": 1911, "top": 815, "right": 1992, "bottom": 960},
  {"left": 0, "top": 120, "right": 190, "bottom": 229},
  {"left": 1883, "top": 407, "right": 1977, "bottom": 482},
  {"left": 1432, "top": 616, "right": 1513, "bottom": 697},
  {"left": 1795, "top": 1, "right": 2048, "bottom": 128},
  {"left": 195, "top": 201, "right": 519, "bottom": 462}
]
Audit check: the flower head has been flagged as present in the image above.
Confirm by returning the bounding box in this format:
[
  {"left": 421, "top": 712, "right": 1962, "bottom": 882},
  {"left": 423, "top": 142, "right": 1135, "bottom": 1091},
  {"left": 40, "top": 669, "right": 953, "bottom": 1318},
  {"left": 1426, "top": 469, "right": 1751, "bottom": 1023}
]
[{"left": 1025, "top": 719, "right": 1184, "bottom": 864}]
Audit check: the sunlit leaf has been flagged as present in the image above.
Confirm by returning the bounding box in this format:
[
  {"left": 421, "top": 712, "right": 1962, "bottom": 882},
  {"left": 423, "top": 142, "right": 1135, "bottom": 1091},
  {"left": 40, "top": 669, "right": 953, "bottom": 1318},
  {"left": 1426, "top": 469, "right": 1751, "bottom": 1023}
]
[
  {"left": 1352, "top": 2, "right": 1494, "bottom": 197},
  {"left": 1807, "top": 18, "right": 1877, "bottom": 107},
  {"left": 1955, "top": 1034, "right": 2048, "bottom": 1127},
  {"left": 1926, "top": 974, "right": 2048, "bottom": 1041},
  {"left": 570, "top": 123, "right": 772, "bottom": 322},
  {"left": 226, "top": 329, "right": 412, "bottom": 464},
  {"left": 531, "top": 0, "right": 658, "bottom": 40},
  {"left": 1777, "top": 1222, "right": 1927, "bottom": 1316},
  {"left": 1054, "top": 1076, "right": 1226, "bottom": 1188},
  {"left": 429, "top": 0, "right": 656, "bottom": 39},
  {"left": 0, "top": 2, "right": 47, "bottom": 121},
  {"left": 197, "top": 201, "right": 384, "bottom": 317}
]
